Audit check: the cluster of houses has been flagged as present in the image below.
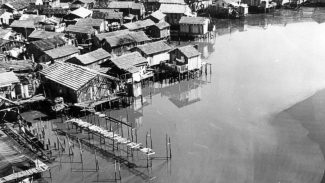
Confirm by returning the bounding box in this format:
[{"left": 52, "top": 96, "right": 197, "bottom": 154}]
[{"left": 0, "top": 0, "right": 210, "bottom": 108}]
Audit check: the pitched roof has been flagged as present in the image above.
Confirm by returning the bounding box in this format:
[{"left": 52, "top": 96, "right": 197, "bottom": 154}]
[
  {"left": 19, "top": 14, "right": 46, "bottom": 24},
  {"left": 135, "top": 40, "right": 171, "bottom": 55},
  {"left": 0, "top": 72, "right": 20, "bottom": 87},
  {"left": 122, "top": 19, "right": 155, "bottom": 30},
  {"left": 70, "top": 7, "right": 92, "bottom": 18},
  {"left": 44, "top": 45, "right": 79, "bottom": 59},
  {"left": 75, "top": 18, "right": 103, "bottom": 27},
  {"left": 73, "top": 48, "right": 111, "bottom": 65},
  {"left": 149, "top": 10, "right": 166, "bottom": 21},
  {"left": 159, "top": 4, "right": 191, "bottom": 14},
  {"left": 107, "top": 1, "right": 143, "bottom": 10},
  {"left": 176, "top": 45, "right": 201, "bottom": 58},
  {"left": 28, "top": 30, "right": 64, "bottom": 39},
  {"left": 159, "top": 0, "right": 186, "bottom": 4},
  {"left": 10, "top": 20, "right": 35, "bottom": 29},
  {"left": 40, "top": 62, "right": 117, "bottom": 91},
  {"left": 92, "top": 9, "right": 123, "bottom": 19},
  {"left": 66, "top": 24, "right": 95, "bottom": 34},
  {"left": 104, "top": 31, "right": 150, "bottom": 47},
  {"left": 0, "top": 59, "right": 34, "bottom": 72},
  {"left": 153, "top": 21, "right": 170, "bottom": 29},
  {"left": 0, "top": 28, "right": 12, "bottom": 39},
  {"left": 30, "top": 37, "right": 66, "bottom": 51},
  {"left": 42, "top": 8, "right": 70, "bottom": 15},
  {"left": 110, "top": 52, "right": 147, "bottom": 72},
  {"left": 2, "top": 0, "right": 35, "bottom": 10},
  {"left": 95, "top": 29, "right": 130, "bottom": 41},
  {"left": 179, "top": 16, "right": 209, "bottom": 25}
]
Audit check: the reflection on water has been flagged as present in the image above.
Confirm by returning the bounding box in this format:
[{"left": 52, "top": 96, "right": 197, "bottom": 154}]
[{"left": 48, "top": 9, "right": 325, "bottom": 183}]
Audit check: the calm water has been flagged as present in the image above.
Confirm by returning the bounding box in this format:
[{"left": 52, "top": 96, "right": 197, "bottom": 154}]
[{"left": 47, "top": 9, "right": 325, "bottom": 183}]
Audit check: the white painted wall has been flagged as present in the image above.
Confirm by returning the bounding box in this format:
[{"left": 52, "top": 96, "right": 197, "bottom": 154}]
[
  {"left": 149, "top": 52, "right": 169, "bottom": 66},
  {"left": 187, "top": 56, "right": 201, "bottom": 71}
]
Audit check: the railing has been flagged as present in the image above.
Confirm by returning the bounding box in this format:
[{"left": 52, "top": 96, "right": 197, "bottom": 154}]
[{"left": 175, "top": 65, "right": 188, "bottom": 73}]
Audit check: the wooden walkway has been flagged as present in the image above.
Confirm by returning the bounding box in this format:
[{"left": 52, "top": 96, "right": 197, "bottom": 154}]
[
  {"left": 66, "top": 118, "right": 155, "bottom": 155},
  {"left": 0, "top": 159, "right": 48, "bottom": 183}
]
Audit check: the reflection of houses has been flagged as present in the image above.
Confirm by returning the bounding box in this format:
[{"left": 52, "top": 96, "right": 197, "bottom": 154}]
[
  {"left": 39, "top": 45, "right": 79, "bottom": 63},
  {"left": 147, "top": 21, "right": 170, "bottom": 39},
  {"left": 65, "top": 48, "right": 111, "bottom": 70},
  {"left": 164, "top": 79, "right": 202, "bottom": 108},
  {"left": 40, "top": 62, "right": 119, "bottom": 103},
  {"left": 132, "top": 40, "right": 171, "bottom": 68},
  {"left": 179, "top": 16, "right": 210, "bottom": 37},
  {"left": 167, "top": 45, "right": 201, "bottom": 73}
]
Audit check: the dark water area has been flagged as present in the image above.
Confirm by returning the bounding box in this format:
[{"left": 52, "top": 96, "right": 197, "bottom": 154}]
[{"left": 32, "top": 9, "right": 325, "bottom": 183}]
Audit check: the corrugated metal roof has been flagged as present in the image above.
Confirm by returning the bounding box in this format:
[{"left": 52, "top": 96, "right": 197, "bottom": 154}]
[
  {"left": 70, "top": 7, "right": 92, "bottom": 18},
  {"left": 66, "top": 24, "right": 95, "bottom": 34},
  {"left": 95, "top": 29, "right": 130, "bottom": 41},
  {"left": 122, "top": 19, "right": 155, "bottom": 30},
  {"left": 110, "top": 52, "right": 147, "bottom": 72},
  {"left": 136, "top": 40, "right": 171, "bottom": 55},
  {"left": 75, "top": 18, "right": 103, "bottom": 27},
  {"left": 10, "top": 20, "right": 35, "bottom": 29},
  {"left": 153, "top": 21, "right": 170, "bottom": 29},
  {"left": 19, "top": 14, "right": 46, "bottom": 23},
  {"left": 0, "top": 72, "right": 20, "bottom": 87},
  {"left": 30, "top": 37, "right": 66, "bottom": 51},
  {"left": 177, "top": 45, "right": 201, "bottom": 58},
  {"left": 0, "top": 28, "right": 12, "bottom": 39},
  {"left": 40, "top": 62, "right": 118, "bottom": 90},
  {"left": 159, "top": 4, "right": 191, "bottom": 14},
  {"left": 107, "top": 1, "right": 143, "bottom": 10},
  {"left": 40, "top": 62, "right": 98, "bottom": 91},
  {"left": 44, "top": 45, "right": 79, "bottom": 59},
  {"left": 149, "top": 10, "right": 166, "bottom": 21},
  {"left": 104, "top": 31, "right": 150, "bottom": 47},
  {"left": 92, "top": 9, "right": 123, "bottom": 19},
  {"left": 73, "top": 48, "right": 111, "bottom": 65},
  {"left": 179, "top": 16, "right": 209, "bottom": 25},
  {"left": 159, "top": 0, "right": 186, "bottom": 4},
  {"left": 28, "top": 30, "right": 64, "bottom": 39}
]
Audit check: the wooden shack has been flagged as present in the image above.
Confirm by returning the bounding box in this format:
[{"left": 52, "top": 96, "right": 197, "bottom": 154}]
[
  {"left": 99, "top": 31, "right": 151, "bottom": 56},
  {"left": 159, "top": 4, "right": 192, "bottom": 28},
  {"left": 40, "top": 62, "right": 119, "bottom": 103},
  {"left": 132, "top": 40, "right": 171, "bottom": 67},
  {"left": 168, "top": 45, "right": 201, "bottom": 73},
  {"left": 179, "top": 16, "right": 210, "bottom": 37},
  {"left": 0, "top": 71, "right": 20, "bottom": 100},
  {"left": 39, "top": 45, "right": 79, "bottom": 63},
  {"left": 27, "top": 37, "right": 66, "bottom": 62},
  {"left": 147, "top": 21, "right": 170, "bottom": 39},
  {"left": 10, "top": 20, "right": 35, "bottom": 38},
  {"left": 66, "top": 48, "right": 111, "bottom": 70},
  {"left": 75, "top": 18, "right": 107, "bottom": 33}
]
